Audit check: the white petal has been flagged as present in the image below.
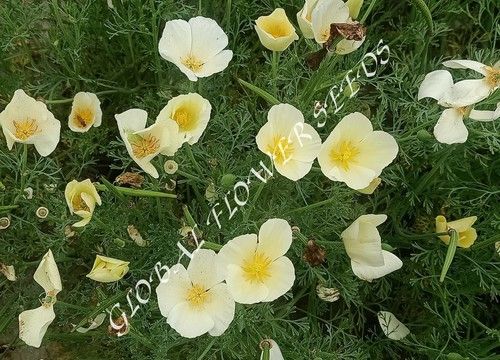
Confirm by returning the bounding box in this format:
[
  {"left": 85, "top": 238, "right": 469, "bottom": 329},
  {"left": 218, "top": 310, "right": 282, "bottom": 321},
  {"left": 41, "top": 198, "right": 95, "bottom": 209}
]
[
  {"left": 442, "top": 59, "right": 487, "bottom": 75},
  {"left": 76, "top": 313, "right": 106, "bottom": 333},
  {"left": 32, "top": 115, "right": 61, "bottom": 157},
  {"left": 297, "top": 0, "right": 318, "bottom": 39},
  {"left": 257, "top": 218, "right": 293, "bottom": 261},
  {"left": 189, "top": 16, "right": 229, "bottom": 62},
  {"left": 195, "top": 49, "right": 233, "bottom": 78},
  {"left": 329, "top": 163, "right": 377, "bottom": 190},
  {"left": 469, "top": 102, "right": 500, "bottom": 122},
  {"left": 433, "top": 108, "right": 467, "bottom": 144},
  {"left": 0, "top": 264, "right": 16, "bottom": 281},
  {"left": 167, "top": 302, "right": 215, "bottom": 338},
  {"left": 438, "top": 79, "right": 491, "bottom": 108},
  {"left": 218, "top": 234, "right": 258, "bottom": 270},
  {"left": 418, "top": 70, "right": 454, "bottom": 101},
  {"left": 155, "top": 264, "right": 190, "bottom": 318},
  {"left": 377, "top": 311, "right": 410, "bottom": 340},
  {"left": 336, "top": 37, "right": 365, "bottom": 55},
  {"left": 311, "top": 0, "right": 350, "bottom": 44},
  {"left": 34, "top": 249, "right": 62, "bottom": 295},
  {"left": 188, "top": 249, "right": 225, "bottom": 289},
  {"left": 158, "top": 19, "right": 191, "bottom": 66},
  {"left": 19, "top": 305, "right": 55, "bottom": 348},
  {"left": 356, "top": 130, "right": 399, "bottom": 173},
  {"left": 115, "top": 108, "right": 148, "bottom": 135},
  {"left": 225, "top": 264, "right": 269, "bottom": 304},
  {"left": 351, "top": 250, "right": 402, "bottom": 281},
  {"left": 274, "top": 157, "right": 314, "bottom": 181},
  {"left": 205, "top": 283, "right": 235, "bottom": 336},
  {"left": 262, "top": 256, "right": 295, "bottom": 302}
]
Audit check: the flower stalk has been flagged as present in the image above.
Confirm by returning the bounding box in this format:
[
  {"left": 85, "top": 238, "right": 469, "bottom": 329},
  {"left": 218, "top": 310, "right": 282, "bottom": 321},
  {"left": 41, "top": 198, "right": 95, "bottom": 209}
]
[
  {"left": 94, "top": 183, "right": 176, "bottom": 198},
  {"left": 440, "top": 229, "right": 458, "bottom": 282}
]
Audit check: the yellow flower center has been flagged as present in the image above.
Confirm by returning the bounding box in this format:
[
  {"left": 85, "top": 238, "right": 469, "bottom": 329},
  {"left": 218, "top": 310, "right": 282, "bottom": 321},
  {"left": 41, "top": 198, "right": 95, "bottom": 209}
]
[
  {"left": 268, "top": 136, "right": 294, "bottom": 165},
  {"left": 73, "top": 107, "right": 94, "bottom": 129},
  {"left": 330, "top": 140, "right": 360, "bottom": 171},
  {"left": 242, "top": 252, "right": 272, "bottom": 283},
  {"left": 186, "top": 283, "right": 210, "bottom": 308},
  {"left": 129, "top": 134, "right": 160, "bottom": 159},
  {"left": 484, "top": 66, "right": 500, "bottom": 88},
  {"left": 260, "top": 19, "right": 290, "bottom": 38},
  {"left": 72, "top": 194, "right": 90, "bottom": 212},
  {"left": 13, "top": 119, "right": 40, "bottom": 140},
  {"left": 173, "top": 106, "right": 197, "bottom": 131},
  {"left": 182, "top": 55, "right": 204, "bottom": 72}
]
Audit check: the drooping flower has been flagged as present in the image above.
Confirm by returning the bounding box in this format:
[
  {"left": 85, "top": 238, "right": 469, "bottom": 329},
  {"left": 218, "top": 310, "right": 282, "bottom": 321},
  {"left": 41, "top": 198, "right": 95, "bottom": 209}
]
[
  {"left": 156, "top": 249, "right": 235, "bottom": 338},
  {"left": 157, "top": 93, "right": 211, "bottom": 145},
  {"left": 341, "top": 214, "right": 402, "bottom": 281},
  {"left": 65, "top": 179, "right": 102, "bottom": 227},
  {"left": 255, "top": 8, "right": 299, "bottom": 51},
  {"left": 256, "top": 103, "right": 321, "bottom": 181},
  {"left": 297, "top": 0, "right": 319, "bottom": 39},
  {"left": 0, "top": 89, "right": 60, "bottom": 156},
  {"left": 418, "top": 69, "right": 500, "bottom": 144},
  {"left": 377, "top": 311, "right": 410, "bottom": 340},
  {"left": 218, "top": 218, "right": 295, "bottom": 304},
  {"left": 159, "top": 16, "right": 233, "bottom": 82},
  {"left": 435, "top": 215, "right": 478, "bottom": 248},
  {"left": 86, "top": 255, "right": 130, "bottom": 283},
  {"left": 318, "top": 112, "right": 398, "bottom": 190},
  {"left": 19, "top": 249, "right": 62, "bottom": 348},
  {"left": 68, "top": 92, "right": 102, "bottom": 133},
  {"left": 115, "top": 109, "right": 182, "bottom": 178}
]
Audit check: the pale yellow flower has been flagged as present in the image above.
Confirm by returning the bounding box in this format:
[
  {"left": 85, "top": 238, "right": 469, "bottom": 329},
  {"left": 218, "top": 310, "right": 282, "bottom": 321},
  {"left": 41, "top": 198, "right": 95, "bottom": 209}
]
[
  {"left": 296, "top": 0, "right": 319, "bottom": 39},
  {"left": 65, "top": 179, "right": 102, "bottom": 227},
  {"left": 357, "top": 177, "right": 381, "bottom": 194},
  {"left": 346, "top": 0, "right": 364, "bottom": 19},
  {"left": 68, "top": 92, "right": 102, "bottom": 132},
  {"left": 86, "top": 255, "right": 130, "bottom": 283},
  {"left": 435, "top": 215, "right": 477, "bottom": 248},
  {"left": 255, "top": 8, "right": 299, "bottom": 51}
]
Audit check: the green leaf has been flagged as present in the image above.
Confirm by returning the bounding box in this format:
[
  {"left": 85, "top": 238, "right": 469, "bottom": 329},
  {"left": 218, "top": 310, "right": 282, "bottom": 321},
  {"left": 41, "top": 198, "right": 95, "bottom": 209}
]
[{"left": 237, "top": 78, "right": 280, "bottom": 105}]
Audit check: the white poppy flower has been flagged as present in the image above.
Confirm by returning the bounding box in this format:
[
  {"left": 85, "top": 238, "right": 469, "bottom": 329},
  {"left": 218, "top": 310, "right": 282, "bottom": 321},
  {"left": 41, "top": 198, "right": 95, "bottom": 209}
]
[
  {"left": 115, "top": 109, "right": 182, "bottom": 178},
  {"left": 0, "top": 89, "right": 60, "bottom": 156},
  {"left": 297, "top": 0, "right": 319, "bottom": 39},
  {"left": 341, "top": 214, "right": 402, "bottom": 281},
  {"left": 377, "top": 311, "right": 410, "bottom": 340},
  {"left": 157, "top": 93, "right": 211, "bottom": 145},
  {"left": 156, "top": 249, "right": 235, "bottom": 338},
  {"left": 318, "top": 112, "right": 398, "bottom": 190},
  {"left": 255, "top": 8, "right": 299, "bottom": 51},
  {"left": 260, "top": 339, "right": 284, "bottom": 360},
  {"left": 218, "top": 218, "right": 295, "bottom": 304},
  {"left": 19, "top": 249, "right": 62, "bottom": 348},
  {"left": 64, "top": 179, "right": 102, "bottom": 227},
  {"left": 159, "top": 16, "right": 233, "bottom": 82},
  {"left": 68, "top": 92, "right": 102, "bottom": 133},
  {"left": 256, "top": 104, "right": 321, "bottom": 181},
  {"left": 418, "top": 70, "right": 500, "bottom": 144},
  {"left": 311, "top": 0, "right": 350, "bottom": 44}
]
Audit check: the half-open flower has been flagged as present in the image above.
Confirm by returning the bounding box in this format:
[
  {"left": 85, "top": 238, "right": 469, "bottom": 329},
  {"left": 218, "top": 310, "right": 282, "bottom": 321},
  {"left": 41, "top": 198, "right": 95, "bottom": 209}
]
[
  {"left": 157, "top": 93, "right": 211, "bottom": 145},
  {"left": 255, "top": 8, "right": 299, "bottom": 51},
  {"left": 159, "top": 16, "right": 233, "bottom": 82},
  {"left": 0, "top": 89, "right": 60, "bottom": 156},
  {"left": 115, "top": 109, "right": 182, "bottom": 178},
  {"left": 65, "top": 179, "right": 102, "bottom": 227},
  {"left": 435, "top": 215, "right": 477, "bottom": 248},
  {"left": 86, "top": 255, "right": 130, "bottom": 283},
  {"left": 68, "top": 92, "right": 102, "bottom": 132},
  {"left": 156, "top": 249, "right": 235, "bottom": 338},
  {"left": 218, "top": 218, "right": 295, "bottom": 304},
  {"left": 341, "top": 214, "right": 402, "bottom": 281},
  {"left": 19, "top": 249, "right": 62, "bottom": 348},
  {"left": 256, "top": 103, "right": 321, "bottom": 181},
  {"left": 297, "top": 0, "right": 319, "bottom": 39},
  {"left": 318, "top": 112, "right": 398, "bottom": 190}
]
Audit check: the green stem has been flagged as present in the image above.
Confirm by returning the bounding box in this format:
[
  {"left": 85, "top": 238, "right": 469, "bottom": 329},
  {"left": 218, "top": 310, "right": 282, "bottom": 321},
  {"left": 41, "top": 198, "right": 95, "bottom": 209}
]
[
  {"left": 45, "top": 89, "right": 140, "bottom": 104},
  {"left": 177, "top": 170, "right": 208, "bottom": 184},
  {"left": 440, "top": 229, "right": 458, "bottom": 282},
  {"left": 182, "top": 205, "right": 203, "bottom": 238},
  {"left": 243, "top": 181, "right": 266, "bottom": 222},
  {"left": 57, "top": 301, "right": 88, "bottom": 312},
  {"left": 185, "top": 145, "right": 203, "bottom": 176},
  {"left": 0, "top": 205, "right": 18, "bottom": 213},
  {"left": 271, "top": 51, "right": 279, "bottom": 95},
  {"left": 261, "top": 341, "right": 271, "bottom": 360},
  {"left": 360, "top": 0, "right": 378, "bottom": 23},
  {"left": 202, "top": 241, "right": 223, "bottom": 251},
  {"left": 94, "top": 184, "right": 177, "bottom": 198},
  {"left": 286, "top": 197, "right": 337, "bottom": 215},
  {"left": 293, "top": 230, "right": 309, "bottom": 245}
]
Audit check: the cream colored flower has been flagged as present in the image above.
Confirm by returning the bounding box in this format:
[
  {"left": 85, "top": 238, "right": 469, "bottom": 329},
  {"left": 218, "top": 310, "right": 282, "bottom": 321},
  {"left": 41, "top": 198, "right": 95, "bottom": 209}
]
[
  {"left": 115, "top": 109, "right": 182, "bottom": 178},
  {"left": 19, "top": 249, "right": 62, "bottom": 348},
  {"left": 346, "top": 0, "right": 364, "bottom": 19},
  {"left": 297, "top": 0, "right": 319, "bottom": 39},
  {"left": 256, "top": 104, "right": 321, "bottom": 181},
  {"left": 156, "top": 249, "right": 235, "bottom": 338},
  {"left": 86, "top": 255, "right": 130, "bottom": 283},
  {"left": 65, "top": 179, "right": 102, "bottom": 227},
  {"left": 377, "top": 311, "right": 410, "bottom": 340},
  {"left": 435, "top": 215, "right": 477, "bottom": 248},
  {"left": 357, "top": 177, "right": 381, "bottom": 195},
  {"left": 159, "top": 16, "right": 233, "bottom": 81},
  {"left": 68, "top": 92, "right": 102, "bottom": 132},
  {"left": 255, "top": 8, "right": 299, "bottom": 51},
  {"left": 318, "top": 112, "right": 398, "bottom": 190},
  {"left": 157, "top": 93, "right": 211, "bottom": 145},
  {"left": 0, "top": 89, "right": 60, "bottom": 156},
  {"left": 218, "top": 218, "right": 295, "bottom": 304},
  {"left": 341, "top": 214, "right": 402, "bottom": 281}
]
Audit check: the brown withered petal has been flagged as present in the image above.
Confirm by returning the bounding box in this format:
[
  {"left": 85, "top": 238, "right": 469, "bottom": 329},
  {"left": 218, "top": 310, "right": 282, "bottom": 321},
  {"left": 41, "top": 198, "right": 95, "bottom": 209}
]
[
  {"left": 115, "top": 172, "right": 144, "bottom": 188},
  {"left": 303, "top": 239, "right": 326, "bottom": 266},
  {"left": 306, "top": 48, "right": 328, "bottom": 70},
  {"left": 108, "top": 315, "right": 130, "bottom": 336},
  {"left": 332, "top": 22, "right": 366, "bottom": 41}
]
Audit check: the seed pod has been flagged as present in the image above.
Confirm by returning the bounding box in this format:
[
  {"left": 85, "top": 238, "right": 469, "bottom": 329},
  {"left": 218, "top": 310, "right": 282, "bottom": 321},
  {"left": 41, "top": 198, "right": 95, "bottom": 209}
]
[
  {"left": 303, "top": 239, "right": 326, "bottom": 266},
  {"left": 36, "top": 207, "right": 49, "bottom": 219}
]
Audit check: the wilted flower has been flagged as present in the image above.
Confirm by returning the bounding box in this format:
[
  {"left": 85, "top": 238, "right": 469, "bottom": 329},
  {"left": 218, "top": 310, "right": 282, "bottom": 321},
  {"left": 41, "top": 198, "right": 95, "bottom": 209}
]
[
  {"left": 65, "top": 179, "right": 101, "bottom": 227},
  {"left": 316, "top": 285, "right": 340, "bottom": 302},
  {"left": 127, "top": 225, "right": 147, "bottom": 247},
  {"left": 115, "top": 172, "right": 144, "bottom": 188},
  {"left": 159, "top": 16, "right": 233, "bottom": 81},
  {"left": 115, "top": 109, "right": 182, "bottom": 178},
  {"left": 318, "top": 112, "right": 398, "bottom": 190},
  {"left": 377, "top": 311, "right": 410, "bottom": 340},
  {"left": 0, "top": 217, "right": 11, "bottom": 230},
  {"left": 435, "top": 215, "right": 477, "bottom": 248},
  {"left": 256, "top": 104, "right": 321, "bottom": 181},
  {"left": 86, "top": 255, "right": 130, "bottom": 283},
  {"left": 163, "top": 160, "right": 178, "bottom": 174},
  {"left": 218, "top": 218, "right": 295, "bottom": 304},
  {"left": 36, "top": 207, "right": 49, "bottom": 219},
  {"left": 76, "top": 313, "right": 106, "bottom": 333},
  {"left": 19, "top": 249, "right": 62, "bottom": 348},
  {"left": 156, "top": 249, "right": 235, "bottom": 338},
  {"left": 341, "top": 214, "right": 402, "bottom": 281},
  {"left": 303, "top": 239, "right": 326, "bottom": 266},
  {"left": 0, "top": 90, "right": 61, "bottom": 156},
  {"left": 24, "top": 187, "right": 34, "bottom": 199},
  {"left": 255, "top": 8, "right": 299, "bottom": 51},
  {"left": 157, "top": 93, "right": 211, "bottom": 145},
  {"left": 68, "top": 92, "right": 102, "bottom": 132},
  {"left": 0, "top": 263, "right": 16, "bottom": 281}
]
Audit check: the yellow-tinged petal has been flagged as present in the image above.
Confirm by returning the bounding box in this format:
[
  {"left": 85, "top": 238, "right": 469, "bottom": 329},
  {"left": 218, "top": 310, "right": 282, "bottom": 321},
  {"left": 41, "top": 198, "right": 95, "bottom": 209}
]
[
  {"left": 357, "top": 177, "right": 381, "bottom": 194},
  {"left": 346, "top": 0, "right": 364, "bottom": 19},
  {"left": 68, "top": 92, "right": 102, "bottom": 133},
  {"left": 435, "top": 215, "right": 478, "bottom": 248},
  {"left": 34, "top": 249, "right": 62, "bottom": 295},
  {"left": 19, "top": 305, "right": 56, "bottom": 348},
  {"left": 255, "top": 8, "right": 299, "bottom": 51},
  {"left": 64, "top": 179, "right": 101, "bottom": 227},
  {"left": 86, "top": 255, "right": 130, "bottom": 283}
]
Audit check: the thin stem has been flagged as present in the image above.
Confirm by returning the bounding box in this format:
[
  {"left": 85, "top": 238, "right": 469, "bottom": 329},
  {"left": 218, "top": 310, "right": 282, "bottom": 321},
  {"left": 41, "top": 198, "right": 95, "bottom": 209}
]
[
  {"left": 271, "top": 51, "right": 280, "bottom": 95},
  {"left": 185, "top": 145, "right": 203, "bottom": 176},
  {"left": 440, "top": 229, "right": 458, "bottom": 282},
  {"left": 360, "top": 0, "right": 378, "bottom": 23},
  {"left": 177, "top": 169, "right": 209, "bottom": 185},
  {"left": 57, "top": 301, "right": 88, "bottom": 312},
  {"left": 94, "top": 184, "right": 177, "bottom": 198},
  {"left": 45, "top": 89, "right": 141, "bottom": 104},
  {"left": 286, "top": 196, "right": 337, "bottom": 215},
  {"left": 243, "top": 181, "right": 266, "bottom": 222},
  {"left": 202, "top": 241, "right": 223, "bottom": 251}
]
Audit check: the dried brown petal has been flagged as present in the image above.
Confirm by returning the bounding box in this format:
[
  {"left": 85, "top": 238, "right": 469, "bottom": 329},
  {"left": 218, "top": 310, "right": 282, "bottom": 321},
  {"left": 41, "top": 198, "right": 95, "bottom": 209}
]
[
  {"left": 108, "top": 315, "right": 129, "bottom": 336},
  {"left": 303, "top": 239, "right": 326, "bottom": 266},
  {"left": 127, "top": 225, "right": 147, "bottom": 247},
  {"left": 115, "top": 172, "right": 144, "bottom": 188}
]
